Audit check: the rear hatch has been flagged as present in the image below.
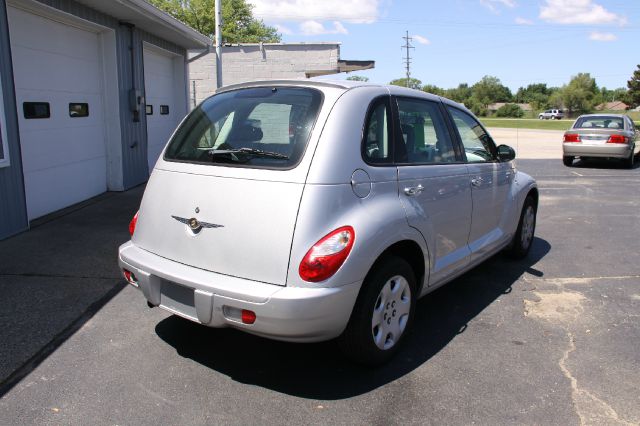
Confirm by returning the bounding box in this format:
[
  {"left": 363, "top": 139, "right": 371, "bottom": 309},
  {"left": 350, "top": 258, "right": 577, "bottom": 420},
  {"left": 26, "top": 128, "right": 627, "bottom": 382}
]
[{"left": 132, "top": 86, "right": 325, "bottom": 286}]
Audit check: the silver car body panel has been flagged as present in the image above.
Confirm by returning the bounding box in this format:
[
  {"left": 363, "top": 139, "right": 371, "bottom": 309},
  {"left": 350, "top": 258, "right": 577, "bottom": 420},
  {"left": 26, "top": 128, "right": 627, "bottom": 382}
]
[{"left": 118, "top": 80, "right": 537, "bottom": 342}]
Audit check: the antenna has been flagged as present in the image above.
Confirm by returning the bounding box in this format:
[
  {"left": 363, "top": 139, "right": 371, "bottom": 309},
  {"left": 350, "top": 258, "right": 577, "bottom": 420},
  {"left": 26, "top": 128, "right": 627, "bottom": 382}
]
[{"left": 402, "top": 31, "right": 415, "bottom": 88}]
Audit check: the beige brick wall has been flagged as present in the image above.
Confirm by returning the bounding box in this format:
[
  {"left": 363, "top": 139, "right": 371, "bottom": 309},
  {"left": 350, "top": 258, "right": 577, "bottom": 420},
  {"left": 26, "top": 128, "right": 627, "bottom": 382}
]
[{"left": 188, "top": 43, "right": 340, "bottom": 108}]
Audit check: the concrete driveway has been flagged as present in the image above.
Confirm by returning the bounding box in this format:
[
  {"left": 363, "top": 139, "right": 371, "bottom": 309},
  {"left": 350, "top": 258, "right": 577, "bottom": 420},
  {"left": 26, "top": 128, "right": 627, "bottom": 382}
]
[{"left": 0, "top": 134, "right": 638, "bottom": 425}]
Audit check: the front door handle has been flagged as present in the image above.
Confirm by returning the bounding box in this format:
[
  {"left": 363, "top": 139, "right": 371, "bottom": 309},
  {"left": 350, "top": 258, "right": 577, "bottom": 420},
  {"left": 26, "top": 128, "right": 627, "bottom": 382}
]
[
  {"left": 404, "top": 184, "right": 424, "bottom": 196},
  {"left": 471, "top": 177, "right": 484, "bottom": 187}
]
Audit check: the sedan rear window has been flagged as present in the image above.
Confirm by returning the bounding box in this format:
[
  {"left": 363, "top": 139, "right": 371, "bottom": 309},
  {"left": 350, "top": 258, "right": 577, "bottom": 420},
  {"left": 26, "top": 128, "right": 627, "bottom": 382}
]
[
  {"left": 574, "top": 116, "right": 624, "bottom": 130},
  {"left": 164, "top": 87, "right": 322, "bottom": 169}
]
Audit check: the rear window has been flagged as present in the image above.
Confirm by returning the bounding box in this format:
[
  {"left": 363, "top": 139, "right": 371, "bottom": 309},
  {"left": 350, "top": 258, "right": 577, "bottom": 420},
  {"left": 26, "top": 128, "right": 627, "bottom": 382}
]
[
  {"left": 164, "top": 87, "right": 323, "bottom": 169},
  {"left": 574, "top": 116, "right": 624, "bottom": 130}
]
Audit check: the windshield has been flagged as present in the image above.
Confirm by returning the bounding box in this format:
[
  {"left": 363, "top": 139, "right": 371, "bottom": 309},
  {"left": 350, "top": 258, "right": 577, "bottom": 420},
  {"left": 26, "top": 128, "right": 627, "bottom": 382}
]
[
  {"left": 574, "top": 116, "right": 624, "bottom": 130},
  {"left": 164, "top": 87, "right": 323, "bottom": 169}
]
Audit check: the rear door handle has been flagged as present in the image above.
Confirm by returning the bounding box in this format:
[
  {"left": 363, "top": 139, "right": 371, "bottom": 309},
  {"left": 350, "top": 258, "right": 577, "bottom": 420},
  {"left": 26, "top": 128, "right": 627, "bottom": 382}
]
[{"left": 404, "top": 184, "right": 424, "bottom": 196}]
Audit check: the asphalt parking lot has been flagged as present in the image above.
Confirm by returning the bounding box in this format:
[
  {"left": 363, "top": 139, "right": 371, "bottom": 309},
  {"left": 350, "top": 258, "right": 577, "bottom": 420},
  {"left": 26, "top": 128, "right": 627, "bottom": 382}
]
[{"left": 0, "top": 130, "right": 638, "bottom": 425}]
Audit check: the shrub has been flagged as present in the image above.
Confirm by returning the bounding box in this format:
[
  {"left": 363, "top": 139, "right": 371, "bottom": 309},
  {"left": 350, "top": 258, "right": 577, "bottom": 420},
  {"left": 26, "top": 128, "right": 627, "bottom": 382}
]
[{"left": 495, "top": 103, "right": 524, "bottom": 118}]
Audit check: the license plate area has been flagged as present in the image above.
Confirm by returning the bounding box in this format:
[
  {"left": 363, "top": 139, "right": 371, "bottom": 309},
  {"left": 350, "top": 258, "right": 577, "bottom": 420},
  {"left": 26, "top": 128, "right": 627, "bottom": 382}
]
[{"left": 160, "top": 280, "right": 197, "bottom": 321}]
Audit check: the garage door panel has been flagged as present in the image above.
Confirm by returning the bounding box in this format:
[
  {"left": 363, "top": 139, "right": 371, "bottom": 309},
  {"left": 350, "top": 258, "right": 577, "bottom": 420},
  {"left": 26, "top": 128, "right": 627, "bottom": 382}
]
[
  {"left": 24, "top": 158, "right": 107, "bottom": 219},
  {"left": 19, "top": 126, "right": 106, "bottom": 173},
  {"left": 8, "top": 7, "right": 101, "bottom": 61},
  {"left": 12, "top": 50, "right": 101, "bottom": 94}
]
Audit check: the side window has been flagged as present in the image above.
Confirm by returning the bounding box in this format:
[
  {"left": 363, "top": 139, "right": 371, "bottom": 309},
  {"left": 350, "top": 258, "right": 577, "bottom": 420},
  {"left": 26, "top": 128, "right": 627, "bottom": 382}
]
[
  {"left": 447, "top": 107, "right": 497, "bottom": 163},
  {"left": 363, "top": 97, "right": 392, "bottom": 164},
  {"left": 397, "top": 98, "right": 456, "bottom": 164}
]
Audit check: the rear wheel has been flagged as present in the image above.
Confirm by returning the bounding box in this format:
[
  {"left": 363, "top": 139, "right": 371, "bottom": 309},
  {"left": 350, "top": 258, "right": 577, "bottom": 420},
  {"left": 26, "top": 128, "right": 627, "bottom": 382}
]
[
  {"left": 563, "top": 156, "right": 573, "bottom": 166},
  {"left": 506, "top": 196, "right": 537, "bottom": 259},
  {"left": 339, "top": 256, "right": 416, "bottom": 366},
  {"left": 624, "top": 148, "right": 635, "bottom": 169}
]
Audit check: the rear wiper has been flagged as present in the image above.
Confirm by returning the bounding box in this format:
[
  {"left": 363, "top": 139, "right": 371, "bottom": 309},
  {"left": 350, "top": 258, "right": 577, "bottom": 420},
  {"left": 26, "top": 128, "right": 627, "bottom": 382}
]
[{"left": 207, "top": 147, "right": 289, "bottom": 161}]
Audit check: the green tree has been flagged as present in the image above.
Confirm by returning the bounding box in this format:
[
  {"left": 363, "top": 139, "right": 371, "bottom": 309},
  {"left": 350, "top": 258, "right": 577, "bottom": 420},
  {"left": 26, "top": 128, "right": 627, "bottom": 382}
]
[
  {"left": 561, "top": 73, "right": 599, "bottom": 116},
  {"left": 471, "top": 76, "right": 512, "bottom": 108},
  {"left": 346, "top": 75, "right": 369, "bottom": 82},
  {"left": 444, "top": 83, "right": 472, "bottom": 104},
  {"left": 390, "top": 77, "right": 422, "bottom": 90},
  {"left": 422, "top": 84, "right": 445, "bottom": 96},
  {"left": 149, "top": 0, "right": 280, "bottom": 42},
  {"left": 625, "top": 65, "right": 640, "bottom": 109}
]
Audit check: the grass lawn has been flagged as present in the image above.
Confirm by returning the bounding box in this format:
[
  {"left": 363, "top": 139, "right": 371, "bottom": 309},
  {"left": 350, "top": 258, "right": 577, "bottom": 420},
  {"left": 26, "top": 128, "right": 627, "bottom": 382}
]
[{"left": 480, "top": 118, "right": 572, "bottom": 131}]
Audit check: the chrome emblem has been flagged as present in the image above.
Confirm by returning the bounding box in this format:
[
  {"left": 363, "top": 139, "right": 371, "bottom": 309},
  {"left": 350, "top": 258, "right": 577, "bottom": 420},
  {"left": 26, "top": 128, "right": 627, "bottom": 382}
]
[{"left": 171, "top": 215, "right": 224, "bottom": 230}]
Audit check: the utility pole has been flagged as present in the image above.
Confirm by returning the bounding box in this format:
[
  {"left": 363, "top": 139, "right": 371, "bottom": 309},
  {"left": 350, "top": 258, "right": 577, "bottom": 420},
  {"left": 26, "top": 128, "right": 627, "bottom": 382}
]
[
  {"left": 214, "top": 0, "right": 223, "bottom": 88},
  {"left": 402, "top": 31, "right": 414, "bottom": 88}
]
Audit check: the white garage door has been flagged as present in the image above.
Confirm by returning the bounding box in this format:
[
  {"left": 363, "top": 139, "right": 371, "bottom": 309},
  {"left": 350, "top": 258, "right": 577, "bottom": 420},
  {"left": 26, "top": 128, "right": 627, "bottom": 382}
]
[
  {"left": 143, "top": 47, "right": 180, "bottom": 172},
  {"left": 9, "top": 7, "right": 107, "bottom": 220}
]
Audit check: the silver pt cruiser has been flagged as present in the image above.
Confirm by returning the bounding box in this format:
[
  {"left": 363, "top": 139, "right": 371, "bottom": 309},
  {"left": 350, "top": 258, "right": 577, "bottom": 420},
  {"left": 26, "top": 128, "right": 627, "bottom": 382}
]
[{"left": 118, "top": 80, "right": 538, "bottom": 365}]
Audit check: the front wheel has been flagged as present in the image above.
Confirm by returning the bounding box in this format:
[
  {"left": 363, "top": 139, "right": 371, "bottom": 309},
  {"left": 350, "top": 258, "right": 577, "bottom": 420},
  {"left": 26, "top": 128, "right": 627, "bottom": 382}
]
[
  {"left": 339, "top": 256, "right": 416, "bottom": 366},
  {"left": 506, "top": 195, "right": 537, "bottom": 259}
]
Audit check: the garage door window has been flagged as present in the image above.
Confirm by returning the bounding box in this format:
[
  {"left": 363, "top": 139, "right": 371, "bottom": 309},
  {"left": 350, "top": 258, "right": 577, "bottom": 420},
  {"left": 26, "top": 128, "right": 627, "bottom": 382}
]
[
  {"left": 160, "top": 105, "right": 169, "bottom": 115},
  {"left": 0, "top": 78, "right": 9, "bottom": 167},
  {"left": 23, "top": 102, "right": 50, "bottom": 119},
  {"left": 146, "top": 105, "right": 153, "bottom": 115},
  {"left": 69, "top": 103, "right": 89, "bottom": 118}
]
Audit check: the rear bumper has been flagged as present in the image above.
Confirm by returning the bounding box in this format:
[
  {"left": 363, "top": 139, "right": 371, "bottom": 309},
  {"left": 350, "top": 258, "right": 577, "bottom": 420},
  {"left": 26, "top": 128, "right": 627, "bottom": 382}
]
[
  {"left": 563, "top": 143, "right": 632, "bottom": 158},
  {"left": 118, "top": 242, "right": 361, "bottom": 342}
]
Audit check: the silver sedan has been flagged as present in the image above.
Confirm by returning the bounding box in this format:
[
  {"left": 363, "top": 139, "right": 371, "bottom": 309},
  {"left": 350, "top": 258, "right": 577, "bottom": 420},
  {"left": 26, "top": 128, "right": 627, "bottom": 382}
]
[{"left": 563, "top": 114, "right": 639, "bottom": 168}]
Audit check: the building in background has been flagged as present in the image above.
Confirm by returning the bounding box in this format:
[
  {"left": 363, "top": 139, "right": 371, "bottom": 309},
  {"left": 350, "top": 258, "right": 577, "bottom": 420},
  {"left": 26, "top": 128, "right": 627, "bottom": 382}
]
[
  {"left": 188, "top": 43, "right": 374, "bottom": 107},
  {"left": 0, "top": 0, "right": 210, "bottom": 239}
]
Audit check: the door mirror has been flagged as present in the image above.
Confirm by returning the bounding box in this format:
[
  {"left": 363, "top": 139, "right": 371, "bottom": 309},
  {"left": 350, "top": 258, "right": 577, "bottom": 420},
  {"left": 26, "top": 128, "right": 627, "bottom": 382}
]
[{"left": 497, "top": 144, "right": 516, "bottom": 162}]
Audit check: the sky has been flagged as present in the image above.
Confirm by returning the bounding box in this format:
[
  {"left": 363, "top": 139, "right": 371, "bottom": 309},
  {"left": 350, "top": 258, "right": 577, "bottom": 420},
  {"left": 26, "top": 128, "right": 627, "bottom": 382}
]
[{"left": 249, "top": 0, "right": 640, "bottom": 92}]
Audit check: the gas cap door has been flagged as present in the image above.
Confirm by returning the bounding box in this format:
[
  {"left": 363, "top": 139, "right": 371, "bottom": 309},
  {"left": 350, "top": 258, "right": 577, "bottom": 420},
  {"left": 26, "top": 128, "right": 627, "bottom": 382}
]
[{"left": 351, "top": 169, "right": 372, "bottom": 198}]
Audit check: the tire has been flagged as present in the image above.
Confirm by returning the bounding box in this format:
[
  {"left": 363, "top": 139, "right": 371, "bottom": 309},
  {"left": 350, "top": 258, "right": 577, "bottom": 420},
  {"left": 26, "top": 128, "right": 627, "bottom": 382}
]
[
  {"left": 563, "top": 156, "right": 573, "bottom": 167},
  {"left": 623, "top": 148, "right": 635, "bottom": 169},
  {"left": 539, "top": 116, "right": 544, "bottom": 120},
  {"left": 339, "top": 256, "right": 417, "bottom": 366},
  {"left": 551, "top": 116, "right": 556, "bottom": 120},
  {"left": 506, "top": 195, "right": 537, "bottom": 259}
]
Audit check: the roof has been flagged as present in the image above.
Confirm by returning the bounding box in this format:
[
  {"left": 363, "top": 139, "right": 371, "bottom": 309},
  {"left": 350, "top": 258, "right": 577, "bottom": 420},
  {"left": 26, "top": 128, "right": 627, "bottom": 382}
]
[
  {"left": 75, "top": 0, "right": 211, "bottom": 48},
  {"left": 596, "top": 101, "right": 628, "bottom": 111}
]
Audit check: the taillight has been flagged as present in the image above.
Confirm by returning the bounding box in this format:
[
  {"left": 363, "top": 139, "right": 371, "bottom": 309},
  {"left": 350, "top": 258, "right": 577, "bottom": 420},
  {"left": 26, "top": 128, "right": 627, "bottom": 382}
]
[
  {"left": 129, "top": 211, "right": 138, "bottom": 237},
  {"left": 564, "top": 133, "right": 581, "bottom": 143},
  {"left": 299, "top": 226, "right": 355, "bottom": 282},
  {"left": 607, "top": 134, "right": 628, "bottom": 144}
]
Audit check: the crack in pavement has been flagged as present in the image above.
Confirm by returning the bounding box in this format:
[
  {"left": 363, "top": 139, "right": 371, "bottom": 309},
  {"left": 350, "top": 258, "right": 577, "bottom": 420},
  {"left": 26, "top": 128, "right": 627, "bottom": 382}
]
[
  {"left": 559, "top": 333, "right": 635, "bottom": 426},
  {"left": 522, "top": 275, "right": 638, "bottom": 425}
]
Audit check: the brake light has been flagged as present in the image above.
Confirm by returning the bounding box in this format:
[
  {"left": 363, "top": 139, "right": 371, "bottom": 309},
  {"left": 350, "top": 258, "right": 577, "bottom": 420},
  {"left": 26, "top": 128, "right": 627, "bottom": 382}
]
[
  {"left": 129, "top": 212, "right": 138, "bottom": 237},
  {"left": 299, "top": 226, "right": 355, "bottom": 282},
  {"left": 564, "top": 134, "right": 581, "bottom": 143},
  {"left": 607, "top": 135, "right": 628, "bottom": 144}
]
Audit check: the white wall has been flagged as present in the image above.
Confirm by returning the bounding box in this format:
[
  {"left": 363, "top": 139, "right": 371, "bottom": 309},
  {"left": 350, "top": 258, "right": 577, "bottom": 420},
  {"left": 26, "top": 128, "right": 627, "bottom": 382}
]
[{"left": 188, "top": 43, "right": 340, "bottom": 107}]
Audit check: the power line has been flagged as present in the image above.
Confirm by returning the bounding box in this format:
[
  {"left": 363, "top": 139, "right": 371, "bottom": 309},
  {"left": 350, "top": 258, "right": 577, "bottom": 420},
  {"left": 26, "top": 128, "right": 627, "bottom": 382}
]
[{"left": 402, "top": 30, "right": 414, "bottom": 88}]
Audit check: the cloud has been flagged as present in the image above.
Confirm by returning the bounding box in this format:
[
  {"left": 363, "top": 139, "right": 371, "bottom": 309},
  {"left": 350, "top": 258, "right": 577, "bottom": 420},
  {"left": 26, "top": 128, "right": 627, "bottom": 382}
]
[
  {"left": 539, "top": 0, "right": 627, "bottom": 25},
  {"left": 480, "top": 0, "right": 516, "bottom": 13},
  {"left": 515, "top": 17, "right": 534, "bottom": 25},
  {"left": 589, "top": 31, "right": 617, "bottom": 41},
  {"left": 299, "top": 20, "right": 348, "bottom": 35},
  {"left": 412, "top": 35, "right": 431, "bottom": 45},
  {"left": 274, "top": 24, "right": 292, "bottom": 35},
  {"left": 250, "top": 0, "right": 381, "bottom": 24}
]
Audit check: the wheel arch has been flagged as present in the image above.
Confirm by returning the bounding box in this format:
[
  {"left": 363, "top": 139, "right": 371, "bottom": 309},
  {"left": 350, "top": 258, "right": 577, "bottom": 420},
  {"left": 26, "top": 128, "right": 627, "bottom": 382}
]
[{"left": 365, "top": 239, "right": 427, "bottom": 297}]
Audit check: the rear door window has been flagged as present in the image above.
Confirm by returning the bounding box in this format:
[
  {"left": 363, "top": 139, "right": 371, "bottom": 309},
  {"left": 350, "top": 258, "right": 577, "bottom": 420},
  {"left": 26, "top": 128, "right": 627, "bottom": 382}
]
[{"left": 164, "top": 87, "right": 322, "bottom": 169}]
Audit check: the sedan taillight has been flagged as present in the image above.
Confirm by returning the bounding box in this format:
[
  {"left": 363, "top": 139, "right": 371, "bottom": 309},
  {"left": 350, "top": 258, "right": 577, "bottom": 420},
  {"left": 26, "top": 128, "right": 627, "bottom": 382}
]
[
  {"left": 607, "top": 135, "right": 628, "bottom": 144},
  {"left": 564, "top": 134, "right": 581, "bottom": 143},
  {"left": 299, "top": 226, "right": 355, "bottom": 282}
]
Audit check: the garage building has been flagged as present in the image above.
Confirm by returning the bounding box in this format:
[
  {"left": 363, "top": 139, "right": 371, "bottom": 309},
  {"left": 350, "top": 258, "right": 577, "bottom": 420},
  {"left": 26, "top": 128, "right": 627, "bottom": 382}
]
[{"left": 0, "top": 0, "right": 210, "bottom": 239}]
